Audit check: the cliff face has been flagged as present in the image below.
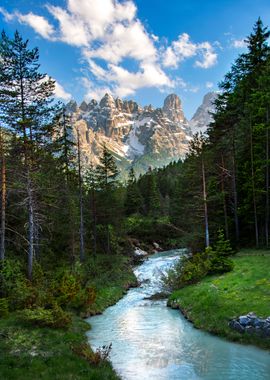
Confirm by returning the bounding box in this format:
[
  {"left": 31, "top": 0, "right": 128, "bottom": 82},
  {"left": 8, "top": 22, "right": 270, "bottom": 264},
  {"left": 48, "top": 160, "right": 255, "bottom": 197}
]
[
  {"left": 67, "top": 93, "right": 193, "bottom": 175},
  {"left": 189, "top": 92, "right": 218, "bottom": 134},
  {"left": 67, "top": 92, "right": 217, "bottom": 175}
]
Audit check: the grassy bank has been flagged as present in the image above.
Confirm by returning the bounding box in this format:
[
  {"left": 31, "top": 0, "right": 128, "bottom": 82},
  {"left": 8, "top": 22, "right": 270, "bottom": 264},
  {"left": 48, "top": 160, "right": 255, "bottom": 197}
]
[
  {"left": 0, "top": 314, "right": 120, "bottom": 380},
  {"left": 168, "top": 249, "right": 270, "bottom": 349},
  {"left": 0, "top": 254, "right": 137, "bottom": 380},
  {"left": 85, "top": 254, "right": 137, "bottom": 316}
]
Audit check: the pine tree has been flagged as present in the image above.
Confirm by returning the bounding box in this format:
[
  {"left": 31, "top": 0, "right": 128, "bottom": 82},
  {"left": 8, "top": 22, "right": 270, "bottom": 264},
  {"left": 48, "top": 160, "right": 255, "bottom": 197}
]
[
  {"left": 125, "top": 168, "right": 143, "bottom": 215},
  {"left": 96, "top": 145, "right": 119, "bottom": 254},
  {"left": 0, "top": 31, "right": 55, "bottom": 279}
]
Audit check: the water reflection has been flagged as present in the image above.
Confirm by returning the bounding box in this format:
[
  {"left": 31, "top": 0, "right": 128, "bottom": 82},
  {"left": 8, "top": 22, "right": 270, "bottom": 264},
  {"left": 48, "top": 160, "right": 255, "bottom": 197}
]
[{"left": 87, "top": 250, "right": 270, "bottom": 380}]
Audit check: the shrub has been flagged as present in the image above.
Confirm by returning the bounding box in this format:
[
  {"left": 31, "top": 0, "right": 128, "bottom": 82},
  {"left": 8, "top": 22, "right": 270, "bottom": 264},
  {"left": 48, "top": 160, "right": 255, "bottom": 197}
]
[
  {"left": 69, "top": 285, "right": 96, "bottom": 310},
  {"left": 0, "top": 298, "right": 9, "bottom": 317},
  {"left": 20, "top": 304, "right": 71, "bottom": 329},
  {"left": 0, "top": 259, "right": 33, "bottom": 310},
  {"left": 163, "top": 252, "right": 210, "bottom": 290},
  {"left": 51, "top": 270, "right": 81, "bottom": 306},
  {"left": 163, "top": 231, "right": 234, "bottom": 290},
  {"left": 72, "top": 343, "right": 112, "bottom": 366}
]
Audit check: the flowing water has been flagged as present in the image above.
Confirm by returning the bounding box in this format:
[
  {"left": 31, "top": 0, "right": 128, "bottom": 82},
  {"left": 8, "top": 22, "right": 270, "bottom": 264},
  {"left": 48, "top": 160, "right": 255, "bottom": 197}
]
[{"left": 86, "top": 250, "right": 270, "bottom": 380}]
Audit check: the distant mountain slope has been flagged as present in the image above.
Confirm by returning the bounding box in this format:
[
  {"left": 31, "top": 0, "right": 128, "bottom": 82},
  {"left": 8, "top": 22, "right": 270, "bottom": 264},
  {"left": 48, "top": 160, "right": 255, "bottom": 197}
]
[
  {"left": 67, "top": 92, "right": 217, "bottom": 175},
  {"left": 189, "top": 92, "right": 218, "bottom": 134}
]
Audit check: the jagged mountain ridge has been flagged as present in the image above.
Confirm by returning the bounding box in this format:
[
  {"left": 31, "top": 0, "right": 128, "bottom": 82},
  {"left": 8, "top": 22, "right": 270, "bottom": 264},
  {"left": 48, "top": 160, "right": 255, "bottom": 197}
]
[
  {"left": 189, "top": 92, "right": 217, "bottom": 134},
  {"left": 67, "top": 92, "right": 216, "bottom": 175}
]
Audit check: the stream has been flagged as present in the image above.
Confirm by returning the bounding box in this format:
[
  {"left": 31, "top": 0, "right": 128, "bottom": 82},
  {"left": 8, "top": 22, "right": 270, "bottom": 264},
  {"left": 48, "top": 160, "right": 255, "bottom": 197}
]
[{"left": 86, "top": 249, "right": 270, "bottom": 380}]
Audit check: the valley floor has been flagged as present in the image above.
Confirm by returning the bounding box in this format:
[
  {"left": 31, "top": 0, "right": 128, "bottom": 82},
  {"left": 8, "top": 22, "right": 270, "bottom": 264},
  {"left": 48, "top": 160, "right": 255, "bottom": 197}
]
[{"left": 168, "top": 249, "right": 270, "bottom": 350}]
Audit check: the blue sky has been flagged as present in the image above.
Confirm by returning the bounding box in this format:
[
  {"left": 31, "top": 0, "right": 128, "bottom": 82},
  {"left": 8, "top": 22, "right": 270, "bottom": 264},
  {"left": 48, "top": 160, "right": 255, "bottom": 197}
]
[{"left": 1, "top": 0, "right": 270, "bottom": 119}]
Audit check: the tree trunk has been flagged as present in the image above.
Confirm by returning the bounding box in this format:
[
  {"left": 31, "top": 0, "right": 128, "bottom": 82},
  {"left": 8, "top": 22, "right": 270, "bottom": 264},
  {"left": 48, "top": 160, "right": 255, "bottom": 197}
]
[
  {"left": 202, "top": 157, "right": 210, "bottom": 247},
  {"left": 77, "top": 129, "right": 85, "bottom": 262},
  {"left": 91, "top": 188, "right": 97, "bottom": 256},
  {"left": 221, "top": 154, "right": 229, "bottom": 239},
  {"left": 27, "top": 170, "right": 34, "bottom": 280},
  {"left": 106, "top": 224, "right": 111, "bottom": 254},
  {"left": 0, "top": 130, "right": 6, "bottom": 261},
  {"left": 231, "top": 129, "right": 240, "bottom": 243},
  {"left": 265, "top": 107, "right": 269, "bottom": 248},
  {"left": 249, "top": 119, "right": 259, "bottom": 248}
]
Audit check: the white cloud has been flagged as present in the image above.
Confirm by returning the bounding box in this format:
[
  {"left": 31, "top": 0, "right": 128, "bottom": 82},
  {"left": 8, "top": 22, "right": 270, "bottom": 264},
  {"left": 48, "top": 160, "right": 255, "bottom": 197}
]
[
  {"left": 1, "top": 0, "right": 219, "bottom": 99},
  {"left": 163, "top": 33, "right": 217, "bottom": 69},
  {"left": 82, "top": 59, "right": 174, "bottom": 98},
  {"left": 195, "top": 42, "right": 217, "bottom": 69},
  {"left": 0, "top": 8, "right": 55, "bottom": 39},
  {"left": 81, "top": 77, "right": 112, "bottom": 101},
  {"left": 0, "top": 7, "right": 15, "bottom": 22},
  {"left": 206, "top": 81, "right": 214, "bottom": 89},
  {"left": 54, "top": 80, "right": 72, "bottom": 101},
  {"left": 231, "top": 38, "right": 246, "bottom": 48},
  {"left": 163, "top": 33, "right": 197, "bottom": 67},
  {"left": 18, "top": 13, "right": 55, "bottom": 39}
]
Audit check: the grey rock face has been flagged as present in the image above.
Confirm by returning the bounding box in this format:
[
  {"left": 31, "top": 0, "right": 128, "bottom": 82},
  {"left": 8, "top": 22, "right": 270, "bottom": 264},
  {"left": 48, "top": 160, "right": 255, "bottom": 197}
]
[
  {"left": 189, "top": 92, "right": 218, "bottom": 134},
  {"left": 163, "top": 94, "right": 186, "bottom": 124},
  {"left": 68, "top": 93, "right": 194, "bottom": 175}
]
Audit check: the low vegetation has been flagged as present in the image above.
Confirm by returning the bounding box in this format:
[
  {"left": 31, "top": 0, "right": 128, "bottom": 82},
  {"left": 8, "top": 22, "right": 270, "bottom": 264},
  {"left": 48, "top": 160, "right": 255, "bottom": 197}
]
[
  {"left": 163, "top": 230, "right": 234, "bottom": 290},
  {"left": 0, "top": 314, "right": 120, "bottom": 380},
  {"left": 168, "top": 250, "right": 270, "bottom": 349},
  {"left": 0, "top": 254, "right": 135, "bottom": 379}
]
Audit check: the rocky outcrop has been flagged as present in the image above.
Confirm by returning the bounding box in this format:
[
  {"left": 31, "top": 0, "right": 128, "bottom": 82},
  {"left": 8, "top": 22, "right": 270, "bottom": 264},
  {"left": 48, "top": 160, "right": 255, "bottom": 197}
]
[
  {"left": 229, "top": 312, "right": 270, "bottom": 338},
  {"left": 189, "top": 92, "right": 218, "bottom": 134},
  {"left": 162, "top": 93, "right": 187, "bottom": 124},
  {"left": 67, "top": 93, "right": 193, "bottom": 176}
]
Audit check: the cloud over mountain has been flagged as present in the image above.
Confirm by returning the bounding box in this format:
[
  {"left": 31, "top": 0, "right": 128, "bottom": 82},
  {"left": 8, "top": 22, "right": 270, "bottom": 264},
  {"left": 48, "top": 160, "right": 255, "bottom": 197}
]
[{"left": 0, "top": 0, "right": 218, "bottom": 100}]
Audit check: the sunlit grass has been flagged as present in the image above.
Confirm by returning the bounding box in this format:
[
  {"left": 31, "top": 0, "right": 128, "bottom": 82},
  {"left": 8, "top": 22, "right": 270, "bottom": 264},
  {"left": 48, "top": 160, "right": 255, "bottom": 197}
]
[{"left": 169, "top": 249, "right": 270, "bottom": 349}]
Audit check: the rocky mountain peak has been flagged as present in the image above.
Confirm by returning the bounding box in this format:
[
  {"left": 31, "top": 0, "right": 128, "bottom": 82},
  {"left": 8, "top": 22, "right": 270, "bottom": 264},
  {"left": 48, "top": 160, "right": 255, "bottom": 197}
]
[
  {"left": 67, "top": 92, "right": 216, "bottom": 177},
  {"left": 79, "top": 100, "right": 88, "bottom": 112},
  {"left": 163, "top": 94, "right": 186, "bottom": 123},
  {"left": 66, "top": 100, "right": 78, "bottom": 113},
  {"left": 190, "top": 92, "right": 218, "bottom": 134},
  {"left": 99, "top": 93, "right": 115, "bottom": 109}
]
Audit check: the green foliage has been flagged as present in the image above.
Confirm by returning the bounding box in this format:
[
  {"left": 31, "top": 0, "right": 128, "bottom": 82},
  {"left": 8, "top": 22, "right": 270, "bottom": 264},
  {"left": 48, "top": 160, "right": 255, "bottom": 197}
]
[
  {"left": 163, "top": 252, "right": 211, "bottom": 290},
  {"left": 0, "top": 259, "right": 33, "bottom": 310},
  {"left": 214, "top": 229, "right": 235, "bottom": 257},
  {"left": 168, "top": 250, "right": 270, "bottom": 349},
  {"left": 0, "top": 315, "right": 120, "bottom": 379},
  {"left": 72, "top": 343, "right": 112, "bottom": 366},
  {"left": 20, "top": 305, "right": 72, "bottom": 329},
  {"left": 0, "top": 298, "right": 9, "bottom": 317},
  {"left": 163, "top": 232, "right": 234, "bottom": 290}
]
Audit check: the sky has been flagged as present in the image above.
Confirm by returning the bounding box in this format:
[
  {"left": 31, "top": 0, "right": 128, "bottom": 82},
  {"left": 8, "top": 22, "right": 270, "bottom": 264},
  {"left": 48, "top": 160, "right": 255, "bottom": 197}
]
[{"left": 0, "top": 0, "right": 270, "bottom": 119}]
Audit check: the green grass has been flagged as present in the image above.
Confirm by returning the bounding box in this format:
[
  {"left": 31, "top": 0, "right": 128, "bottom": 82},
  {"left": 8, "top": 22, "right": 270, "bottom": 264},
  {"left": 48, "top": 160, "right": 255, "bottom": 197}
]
[
  {"left": 0, "top": 314, "right": 120, "bottom": 380},
  {"left": 0, "top": 254, "right": 137, "bottom": 379},
  {"left": 86, "top": 255, "right": 137, "bottom": 315},
  {"left": 169, "top": 249, "right": 270, "bottom": 349}
]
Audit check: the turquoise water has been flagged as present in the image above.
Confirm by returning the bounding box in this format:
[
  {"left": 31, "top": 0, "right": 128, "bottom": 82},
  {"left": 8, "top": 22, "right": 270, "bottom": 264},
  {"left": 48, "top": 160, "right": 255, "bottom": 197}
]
[{"left": 86, "top": 250, "right": 270, "bottom": 380}]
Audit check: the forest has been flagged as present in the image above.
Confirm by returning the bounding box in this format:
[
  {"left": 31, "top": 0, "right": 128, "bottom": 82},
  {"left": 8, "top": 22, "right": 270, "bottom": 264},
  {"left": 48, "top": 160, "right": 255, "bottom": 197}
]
[{"left": 0, "top": 17, "right": 270, "bottom": 379}]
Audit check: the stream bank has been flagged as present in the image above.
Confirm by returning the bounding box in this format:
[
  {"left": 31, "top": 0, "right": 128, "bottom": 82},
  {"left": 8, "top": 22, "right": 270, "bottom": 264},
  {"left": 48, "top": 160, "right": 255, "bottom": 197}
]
[
  {"left": 87, "top": 249, "right": 270, "bottom": 380},
  {"left": 168, "top": 249, "right": 270, "bottom": 350}
]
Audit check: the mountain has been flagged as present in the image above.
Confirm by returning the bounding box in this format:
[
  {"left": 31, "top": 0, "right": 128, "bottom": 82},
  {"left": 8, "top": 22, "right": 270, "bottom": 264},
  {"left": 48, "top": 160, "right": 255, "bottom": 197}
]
[
  {"left": 67, "top": 92, "right": 217, "bottom": 176},
  {"left": 189, "top": 92, "right": 218, "bottom": 134}
]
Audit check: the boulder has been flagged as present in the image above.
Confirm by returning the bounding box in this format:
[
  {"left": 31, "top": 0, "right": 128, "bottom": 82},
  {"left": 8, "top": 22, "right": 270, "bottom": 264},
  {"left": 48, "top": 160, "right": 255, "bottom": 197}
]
[{"left": 134, "top": 247, "right": 148, "bottom": 256}]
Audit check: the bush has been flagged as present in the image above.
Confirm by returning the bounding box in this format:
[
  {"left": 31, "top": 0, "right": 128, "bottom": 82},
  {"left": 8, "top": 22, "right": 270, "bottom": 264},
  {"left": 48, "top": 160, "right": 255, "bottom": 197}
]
[
  {"left": 72, "top": 343, "right": 112, "bottom": 366},
  {"left": 163, "top": 231, "right": 234, "bottom": 290},
  {"left": 0, "top": 259, "right": 34, "bottom": 310},
  {"left": 163, "top": 252, "right": 210, "bottom": 290},
  {"left": 0, "top": 298, "right": 9, "bottom": 317},
  {"left": 51, "top": 269, "right": 81, "bottom": 306},
  {"left": 69, "top": 285, "right": 96, "bottom": 310},
  {"left": 20, "top": 304, "right": 72, "bottom": 329}
]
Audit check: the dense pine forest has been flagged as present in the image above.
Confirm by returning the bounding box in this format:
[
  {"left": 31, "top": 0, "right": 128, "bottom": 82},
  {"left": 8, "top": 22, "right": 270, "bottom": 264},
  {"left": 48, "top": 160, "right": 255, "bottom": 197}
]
[{"left": 1, "top": 17, "right": 270, "bottom": 379}]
